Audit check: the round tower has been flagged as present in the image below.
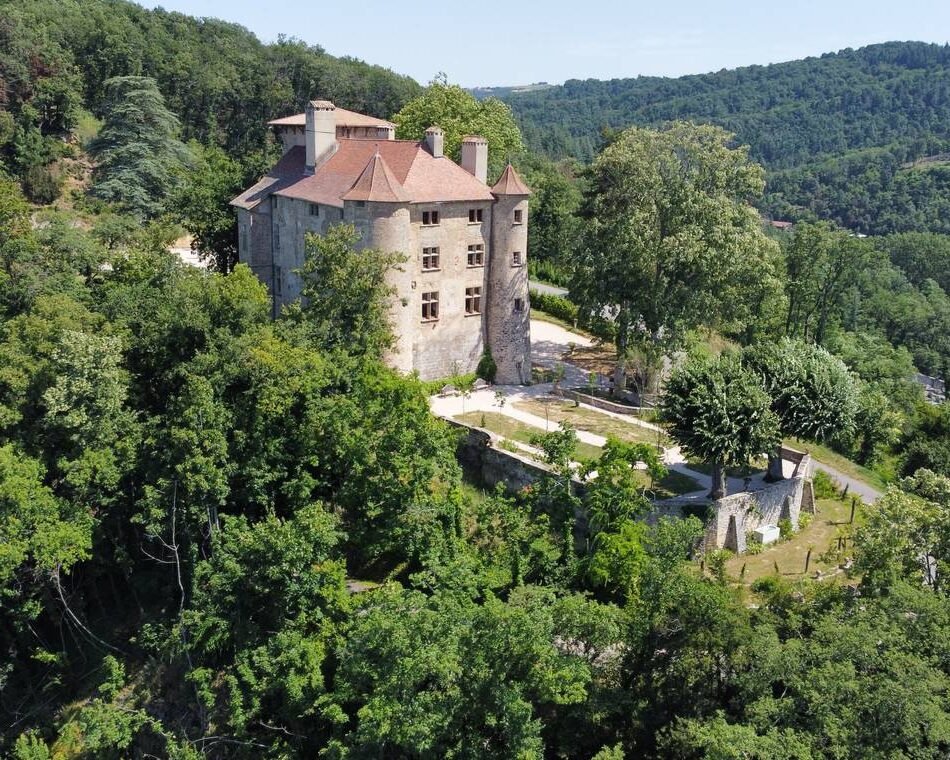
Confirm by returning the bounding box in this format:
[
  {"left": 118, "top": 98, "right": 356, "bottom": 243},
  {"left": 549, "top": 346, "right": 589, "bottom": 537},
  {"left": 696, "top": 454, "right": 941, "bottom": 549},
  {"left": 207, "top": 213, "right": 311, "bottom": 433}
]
[{"left": 487, "top": 164, "right": 532, "bottom": 384}]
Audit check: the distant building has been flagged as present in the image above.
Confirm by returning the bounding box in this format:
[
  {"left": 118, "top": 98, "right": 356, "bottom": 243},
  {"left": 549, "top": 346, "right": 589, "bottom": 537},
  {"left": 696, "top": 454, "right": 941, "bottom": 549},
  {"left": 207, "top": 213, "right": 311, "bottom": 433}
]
[
  {"left": 231, "top": 100, "right": 532, "bottom": 383},
  {"left": 768, "top": 220, "right": 794, "bottom": 231},
  {"left": 915, "top": 373, "right": 946, "bottom": 404}
]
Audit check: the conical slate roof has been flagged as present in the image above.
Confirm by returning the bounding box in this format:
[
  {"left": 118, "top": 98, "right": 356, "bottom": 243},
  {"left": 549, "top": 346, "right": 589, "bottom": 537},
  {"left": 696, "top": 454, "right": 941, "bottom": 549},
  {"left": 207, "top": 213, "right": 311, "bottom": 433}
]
[
  {"left": 342, "top": 150, "right": 410, "bottom": 203},
  {"left": 490, "top": 163, "right": 532, "bottom": 196}
]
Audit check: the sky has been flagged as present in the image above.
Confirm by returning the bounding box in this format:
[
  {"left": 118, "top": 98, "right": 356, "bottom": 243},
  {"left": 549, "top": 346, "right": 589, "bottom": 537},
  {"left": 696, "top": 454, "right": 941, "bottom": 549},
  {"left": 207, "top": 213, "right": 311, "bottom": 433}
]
[{"left": 145, "top": 0, "right": 950, "bottom": 87}]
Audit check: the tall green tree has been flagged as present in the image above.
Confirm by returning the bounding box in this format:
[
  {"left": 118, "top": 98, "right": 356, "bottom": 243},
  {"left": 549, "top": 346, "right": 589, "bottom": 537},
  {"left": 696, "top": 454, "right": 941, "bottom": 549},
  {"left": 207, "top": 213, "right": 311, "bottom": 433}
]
[
  {"left": 392, "top": 74, "right": 524, "bottom": 178},
  {"left": 662, "top": 353, "right": 780, "bottom": 498},
  {"left": 89, "top": 76, "right": 191, "bottom": 218},
  {"left": 573, "top": 122, "right": 778, "bottom": 393}
]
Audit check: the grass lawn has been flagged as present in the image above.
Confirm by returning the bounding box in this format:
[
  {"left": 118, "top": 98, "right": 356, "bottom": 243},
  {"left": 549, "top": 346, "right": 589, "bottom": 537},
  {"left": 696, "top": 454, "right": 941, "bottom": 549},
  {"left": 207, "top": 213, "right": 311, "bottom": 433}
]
[
  {"left": 785, "top": 437, "right": 889, "bottom": 492},
  {"left": 632, "top": 468, "right": 704, "bottom": 499},
  {"left": 455, "top": 411, "right": 604, "bottom": 461},
  {"left": 685, "top": 458, "right": 767, "bottom": 478},
  {"left": 513, "top": 398, "right": 669, "bottom": 447},
  {"left": 724, "top": 496, "right": 863, "bottom": 587}
]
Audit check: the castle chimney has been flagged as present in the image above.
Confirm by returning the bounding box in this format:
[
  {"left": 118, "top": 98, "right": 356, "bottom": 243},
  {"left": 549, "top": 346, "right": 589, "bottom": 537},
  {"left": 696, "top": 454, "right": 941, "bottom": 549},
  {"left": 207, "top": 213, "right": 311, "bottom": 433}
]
[
  {"left": 460, "top": 135, "right": 488, "bottom": 183},
  {"left": 305, "top": 100, "right": 336, "bottom": 174},
  {"left": 424, "top": 126, "right": 444, "bottom": 158}
]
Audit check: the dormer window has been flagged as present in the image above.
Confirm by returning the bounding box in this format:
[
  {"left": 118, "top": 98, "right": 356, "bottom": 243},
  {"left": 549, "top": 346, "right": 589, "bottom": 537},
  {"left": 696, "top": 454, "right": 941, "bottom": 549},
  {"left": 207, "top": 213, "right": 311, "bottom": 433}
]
[
  {"left": 513, "top": 209, "right": 523, "bottom": 224},
  {"left": 468, "top": 208, "right": 483, "bottom": 223},
  {"left": 422, "top": 210, "right": 440, "bottom": 226}
]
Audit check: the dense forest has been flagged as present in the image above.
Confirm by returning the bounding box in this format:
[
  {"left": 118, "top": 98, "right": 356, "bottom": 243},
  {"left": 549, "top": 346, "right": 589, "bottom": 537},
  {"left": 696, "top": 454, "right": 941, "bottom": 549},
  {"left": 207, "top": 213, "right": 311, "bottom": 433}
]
[
  {"left": 501, "top": 42, "right": 950, "bottom": 234},
  {"left": 3, "top": 3, "right": 950, "bottom": 756}
]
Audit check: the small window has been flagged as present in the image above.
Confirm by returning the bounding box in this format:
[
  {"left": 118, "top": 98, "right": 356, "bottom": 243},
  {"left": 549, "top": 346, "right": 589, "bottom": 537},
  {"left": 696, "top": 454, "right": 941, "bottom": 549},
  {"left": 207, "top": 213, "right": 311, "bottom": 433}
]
[
  {"left": 514, "top": 297, "right": 525, "bottom": 313},
  {"left": 467, "top": 244, "right": 485, "bottom": 267},
  {"left": 422, "top": 210, "right": 440, "bottom": 226},
  {"left": 465, "top": 286, "right": 482, "bottom": 315},
  {"left": 309, "top": 203, "right": 319, "bottom": 216},
  {"left": 513, "top": 209, "right": 523, "bottom": 224},
  {"left": 273, "top": 227, "right": 280, "bottom": 249},
  {"left": 422, "top": 246, "right": 440, "bottom": 270},
  {"left": 512, "top": 251, "right": 522, "bottom": 267},
  {"left": 421, "top": 291, "right": 439, "bottom": 321},
  {"left": 468, "top": 208, "right": 483, "bottom": 223},
  {"left": 356, "top": 200, "right": 366, "bottom": 208}
]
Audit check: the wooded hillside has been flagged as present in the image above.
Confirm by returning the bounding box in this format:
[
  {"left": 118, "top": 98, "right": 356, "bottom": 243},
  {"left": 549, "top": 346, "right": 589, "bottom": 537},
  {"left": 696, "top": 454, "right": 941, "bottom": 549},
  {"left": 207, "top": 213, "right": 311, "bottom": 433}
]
[{"left": 502, "top": 42, "right": 950, "bottom": 234}]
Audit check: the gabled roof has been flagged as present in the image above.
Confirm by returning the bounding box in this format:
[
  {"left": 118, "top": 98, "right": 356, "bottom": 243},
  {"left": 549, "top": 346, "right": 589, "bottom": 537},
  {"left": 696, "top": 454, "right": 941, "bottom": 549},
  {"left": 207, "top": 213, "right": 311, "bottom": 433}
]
[
  {"left": 342, "top": 151, "right": 410, "bottom": 203},
  {"left": 490, "top": 164, "right": 532, "bottom": 196},
  {"left": 267, "top": 107, "right": 395, "bottom": 129}
]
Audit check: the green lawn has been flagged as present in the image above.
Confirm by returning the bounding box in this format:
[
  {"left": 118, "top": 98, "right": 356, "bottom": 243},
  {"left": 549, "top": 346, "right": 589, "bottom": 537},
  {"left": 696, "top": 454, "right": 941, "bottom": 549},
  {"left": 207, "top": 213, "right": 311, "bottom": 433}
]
[
  {"left": 455, "top": 411, "right": 604, "bottom": 461},
  {"left": 785, "top": 437, "right": 889, "bottom": 492},
  {"left": 632, "top": 468, "right": 703, "bottom": 499},
  {"left": 724, "top": 496, "right": 863, "bottom": 587},
  {"left": 513, "top": 398, "right": 669, "bottom": 447},
  {"left": 685, "top": 458, "right": 767, "bottom": 478}
]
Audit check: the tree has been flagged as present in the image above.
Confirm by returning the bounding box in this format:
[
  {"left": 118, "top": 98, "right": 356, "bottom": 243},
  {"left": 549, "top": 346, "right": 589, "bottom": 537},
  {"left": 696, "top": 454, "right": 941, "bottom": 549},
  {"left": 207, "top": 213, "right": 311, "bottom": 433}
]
[
  {"left": 573, "top": 122, "right": 778, "bottom": 393},
  {"left": 744, "top": 338, "right": 858, "bottom": 480},
  {"left": 168, "top": 143, "right": 247, "bottom": 273},
  {"left": 391, "top": 74, "right": 524, "bottom": 178},
  {"left": 88, "top": 76, "right": 191, "bottom": 218},
  {"left": 293, "top": 224, "right": 403, "bottom": 358},
  {"left": 662, "top": 353, "right": 780, "bottom": 499},
  {"left": 782, "top": 222, "right": 875, "bottom": 345}
]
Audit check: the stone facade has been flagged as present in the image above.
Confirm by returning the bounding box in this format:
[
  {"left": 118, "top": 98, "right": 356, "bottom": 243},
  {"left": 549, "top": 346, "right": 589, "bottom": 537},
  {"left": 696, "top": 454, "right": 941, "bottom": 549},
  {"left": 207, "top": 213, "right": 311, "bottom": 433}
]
[{"left": 232, "top": 101, "right": 531, "bottom": 383}]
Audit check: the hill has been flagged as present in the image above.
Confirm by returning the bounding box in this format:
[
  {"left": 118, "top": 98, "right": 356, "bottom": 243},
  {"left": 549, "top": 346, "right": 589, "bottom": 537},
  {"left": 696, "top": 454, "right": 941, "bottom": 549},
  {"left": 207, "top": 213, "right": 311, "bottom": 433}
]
[
  {"left": 0, "top": 0, "right": 420, "bottom": 199},
  {"left": 501, "top": 41, "right": 950, "bottom": 234}
]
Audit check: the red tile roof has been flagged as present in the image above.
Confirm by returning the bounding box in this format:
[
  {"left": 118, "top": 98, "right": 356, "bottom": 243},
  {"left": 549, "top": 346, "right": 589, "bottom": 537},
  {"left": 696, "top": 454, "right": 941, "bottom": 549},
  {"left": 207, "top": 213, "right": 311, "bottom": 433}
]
[
  {"left": 232, "top": 139, "right": 495, "bottom": 209},
  {"left": 268, "top": 107, "right": 394, "bottom": 129},
  {"left": 490, "top": 164, "right": 532, "bottom": 196},
  {"left": 342, "top": 151, "right": 410, "bottom": 203}
]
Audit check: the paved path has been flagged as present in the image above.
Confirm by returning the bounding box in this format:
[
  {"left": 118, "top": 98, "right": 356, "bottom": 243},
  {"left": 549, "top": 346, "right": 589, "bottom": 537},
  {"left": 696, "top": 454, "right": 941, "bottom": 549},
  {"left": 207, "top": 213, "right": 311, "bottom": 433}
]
[
  {"left": 810, "top": 462, "right": 881, "bottom": 504},
  {"left": 529, "top": 279, "right": 569, "bottom": 297}
]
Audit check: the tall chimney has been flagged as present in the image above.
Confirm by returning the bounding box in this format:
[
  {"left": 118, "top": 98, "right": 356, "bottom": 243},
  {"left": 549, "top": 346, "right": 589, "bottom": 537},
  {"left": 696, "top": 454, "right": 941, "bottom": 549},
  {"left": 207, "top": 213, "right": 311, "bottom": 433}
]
[
  {"left": 425, "top": 126, "right": 444, "bottom": 158},
  {"left": 305, "top": 100, "right": 336, "bottom": 174},
  {"left": 461, "top": 135, "right": 488, "bottom": 184}
]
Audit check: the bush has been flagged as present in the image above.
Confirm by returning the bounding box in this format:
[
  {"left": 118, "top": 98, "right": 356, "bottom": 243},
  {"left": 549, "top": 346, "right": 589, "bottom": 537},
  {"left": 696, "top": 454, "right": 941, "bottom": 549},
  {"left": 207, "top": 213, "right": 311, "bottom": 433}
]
[
  {"left": 797, "top": 512, "right": 813, "bottom": 531},
  {"left": 528, "top": 258, "right": 571, "bottom": 288},
  {"left": 23, "top": 164, "right": 62, "bottom": 204},
  {"left": 778, "top": 518, "right": 794, "bottom": 541},
  {"left": 421, "top": 372, "right": 477, "bottom": 396},
  {"left": 745, "top": 533, "right": 764, "bottom": 554},
  {"left": 681, "top": 501, "right": 713, "bottom": 522},
  {"left": 529, "top": 290, "right": 578, "bottom": 324},
  {"left": 476, "top": 349, "right": 497, "bottom": 383},
  {"left": 812, "top": 469, "right": 839, "bottom": 500}
]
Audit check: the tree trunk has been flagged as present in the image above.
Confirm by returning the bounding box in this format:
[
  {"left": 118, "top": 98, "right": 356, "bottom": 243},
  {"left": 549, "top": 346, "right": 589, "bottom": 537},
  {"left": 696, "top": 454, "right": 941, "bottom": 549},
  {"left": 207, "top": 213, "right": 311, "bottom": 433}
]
[
  {"left": 765, "top": 445, "right": 785, "bottom": 482},
  {"left": 613, "top": 304, "right": 631, "bottom": 397},
  {"left": 710, "top": 460, "right": 727, "bottom": 500}
]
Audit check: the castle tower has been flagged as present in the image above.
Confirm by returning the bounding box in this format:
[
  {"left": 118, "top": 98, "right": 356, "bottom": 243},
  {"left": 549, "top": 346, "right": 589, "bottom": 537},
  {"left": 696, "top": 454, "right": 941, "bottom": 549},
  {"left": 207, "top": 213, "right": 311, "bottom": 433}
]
[
  {"left": 487, "top": 164, "right": 531, "bottom": 384},
  {"left": 342, "top": 150, "right": 414, "bottom": 372}
]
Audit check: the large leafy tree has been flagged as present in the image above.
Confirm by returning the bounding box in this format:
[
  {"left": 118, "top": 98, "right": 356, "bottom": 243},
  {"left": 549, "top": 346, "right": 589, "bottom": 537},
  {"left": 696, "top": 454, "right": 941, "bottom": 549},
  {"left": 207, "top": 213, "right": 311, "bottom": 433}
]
[
  {"left": 744, "top": 338, "right": 858, "bottom": 480},
  {"left": 392, "top": 74, "right": 524, "bottom": 178},
  {"left": 662, "top": 353, "right": 780, "bottom": 499},
  {"left": 573, "top": 122, "right": 779, "bottom": 393},
  {"left": 89, "top": 76, "right": 191, "bottom": 219},
  {"left": 294, "top": 223, "right": 403, "bottom": 359}
]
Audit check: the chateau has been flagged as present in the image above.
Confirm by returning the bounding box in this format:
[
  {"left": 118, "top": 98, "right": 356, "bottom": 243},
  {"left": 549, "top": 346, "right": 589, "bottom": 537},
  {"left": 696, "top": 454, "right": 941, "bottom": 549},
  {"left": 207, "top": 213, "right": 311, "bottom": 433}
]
[{"left": 231, "top": 100, "right": 532, "bottom": 384}]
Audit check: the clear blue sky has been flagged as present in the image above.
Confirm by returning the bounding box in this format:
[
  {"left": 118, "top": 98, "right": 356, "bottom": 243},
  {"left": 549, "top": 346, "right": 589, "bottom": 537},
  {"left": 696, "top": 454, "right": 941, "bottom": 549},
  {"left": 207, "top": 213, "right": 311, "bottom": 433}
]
[{"left": 145, "top": 0, "right": 950, "bottom": 87}]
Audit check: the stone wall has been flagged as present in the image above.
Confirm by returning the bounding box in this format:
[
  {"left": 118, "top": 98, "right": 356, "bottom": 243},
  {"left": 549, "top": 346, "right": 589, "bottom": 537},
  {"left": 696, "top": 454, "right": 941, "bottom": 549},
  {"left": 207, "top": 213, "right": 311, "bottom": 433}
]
[
  {"left": 704, "top": 453, "right": 814, "bottom": 552},
  {"left": 554, "top": 388, "right": 649, "bottom": 417}
]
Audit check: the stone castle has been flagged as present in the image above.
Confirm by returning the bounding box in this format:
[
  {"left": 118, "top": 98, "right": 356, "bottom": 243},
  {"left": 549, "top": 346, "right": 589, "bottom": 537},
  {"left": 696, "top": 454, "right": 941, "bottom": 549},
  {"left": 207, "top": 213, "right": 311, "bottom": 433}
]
[{"left": 231, "top": 100, "right": 532, "bottom": 383}]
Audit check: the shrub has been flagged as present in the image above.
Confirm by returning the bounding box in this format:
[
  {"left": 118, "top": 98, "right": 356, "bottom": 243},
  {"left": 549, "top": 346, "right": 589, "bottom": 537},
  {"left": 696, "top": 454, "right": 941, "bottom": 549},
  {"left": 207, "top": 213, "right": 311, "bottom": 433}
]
[
  {"left": 681, "top": 501, "right": 713, "bottom": 522},
  {"left": 778, "top": 518, "right": 794, "bottom": 541},
  {"left": 529, "top": 290, "right": 578, "bottom": 324},
  {"left": 797, "top": 512, "right": 813, "bottom": 531},
  {"left": 476, "top": 349, "right": 497, "bottom": 382},
  {"left": 812, "top": 469, "right": 839, "bottom": 500},
  {"left": 23, "top": 164, "right": 62, "bottom": 204},
  {"left": 706, "top": 549, "right": 732, "bottom": 583},
  {"left": 745, "top": 534, "right": 764, "bottom": 555}
]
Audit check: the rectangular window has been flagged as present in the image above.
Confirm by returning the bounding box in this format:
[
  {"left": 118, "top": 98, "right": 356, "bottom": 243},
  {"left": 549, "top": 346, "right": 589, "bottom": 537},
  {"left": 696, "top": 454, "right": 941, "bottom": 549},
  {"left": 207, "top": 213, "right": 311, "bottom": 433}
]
[
  {"left": 421, "top": 291, "right": 439, "bottom": 321},
  {"left": 467, "top": 244, "right": 485, "bottom": 267},
  {"left": 512, "top": 251, "right": 522, "bottom": 266},
  {"left": 422, "top": 246, "right": 440, "bottom": 270},
  {"left": 468, "top": 208, "right": 483, "bottom": 223},
  {"left": 422, "top": 209, "right": 440, "bottom": 226},
  {"left": 356, "top": 200, "right": 366, "bottom": 208},
  {"left": 273, "top": 226, "right": 280, "bottom": 249},
  {"left": 514, "top": 297, "right": 525, "bottom": 313},
  {"left": 514, "top": 209, "right": 523, "bottom": 224},
  {"left": 309, "top": 203, "right": 319, "bottom": 217},
  {"left": 465, "top": 286, "right": 482, "bottom": 315}
]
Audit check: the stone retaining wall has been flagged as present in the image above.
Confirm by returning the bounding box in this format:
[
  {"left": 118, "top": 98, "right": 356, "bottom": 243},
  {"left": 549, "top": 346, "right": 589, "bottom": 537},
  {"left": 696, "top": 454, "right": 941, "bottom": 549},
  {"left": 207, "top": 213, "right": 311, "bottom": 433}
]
[
  {"left": 704, "top": 453, "right": 814, "bottom": 553},
  {"left": 554, "top": 388, "right": 645, "bottom": 416}
]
